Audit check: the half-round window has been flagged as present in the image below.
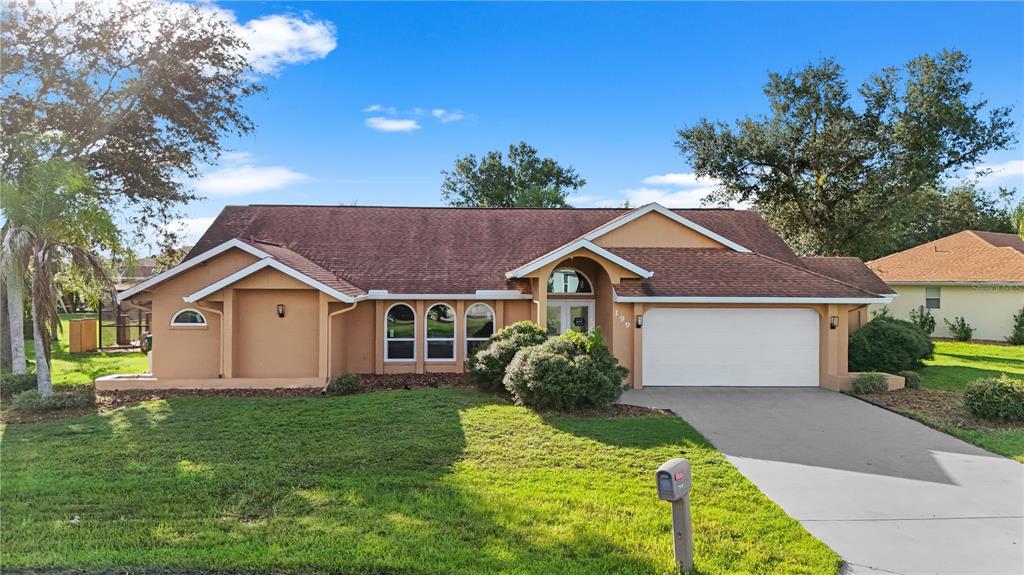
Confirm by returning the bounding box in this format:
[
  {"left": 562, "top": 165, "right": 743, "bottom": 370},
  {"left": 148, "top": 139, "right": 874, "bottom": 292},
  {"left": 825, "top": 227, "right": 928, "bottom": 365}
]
[
  {"left": 547, "top": 268, "right": 593, "bottom": 294},
  {"left": 385, "top": 304, "right": 416, "bottom": 361},
  {"left": 171, "top": 309, "right": 207, "bottom": 326},
  {"left": 465, "top": 303, "right": 495, "bottom": 358},
  {"left": 426, "top": 303, "right": 456, "bottom": 361}
]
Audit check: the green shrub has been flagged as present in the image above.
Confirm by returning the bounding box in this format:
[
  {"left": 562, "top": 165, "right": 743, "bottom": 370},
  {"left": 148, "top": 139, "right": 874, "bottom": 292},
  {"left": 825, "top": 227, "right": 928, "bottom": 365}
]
[
  {"left": 1, "top": 373, "right": 37, "bottom": 398},
  {"left": 963, "top": 375, "right": 1024, "bottom": 422},
  {"left": 908, "top": 306, "right": 936, "bottom": 336},
  {"left": 871, "top": 306, "right": 892, "bottom": 319},
  {"left": 11, "top": 386, "right": 96, "bottom": 413},
  {"left": 326, "top": 372, "right": 361, "bottom": 395},
  {"left": 852, "top": 372, "right": 888, "bottom": 394},
  {"left": 944, "top": 316, "right": 974, "bottom": 341},
  {"left": 468, "top": 321, "right": 548, "bottom": 392},
  {"left": 1007, "top": 307, "right": 1024, "bottom": 345},
  {"left": 848, "top": 316, "right": 934, "bottom": 373},
  {"left": 503, "top": 330, "right": 628, "bottom": 411},
  {"left": 898, "top": 370, "right": 921, "bottom": 389}
]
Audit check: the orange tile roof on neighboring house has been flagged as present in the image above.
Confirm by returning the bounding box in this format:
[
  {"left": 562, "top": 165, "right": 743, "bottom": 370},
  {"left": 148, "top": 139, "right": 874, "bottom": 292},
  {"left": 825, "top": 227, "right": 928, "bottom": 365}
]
[{"left": 868, "top": 230, "right": 1024, "bottom": 284}]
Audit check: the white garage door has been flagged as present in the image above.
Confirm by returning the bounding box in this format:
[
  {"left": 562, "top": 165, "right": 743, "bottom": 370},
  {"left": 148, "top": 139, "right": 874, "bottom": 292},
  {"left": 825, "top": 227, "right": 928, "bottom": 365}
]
[{"left": 642, "top": 308, "right": 819, "bottom": 387}]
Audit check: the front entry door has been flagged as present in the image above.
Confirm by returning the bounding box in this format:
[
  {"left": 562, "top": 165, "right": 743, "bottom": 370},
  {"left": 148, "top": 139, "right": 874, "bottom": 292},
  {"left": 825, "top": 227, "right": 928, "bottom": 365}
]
[{"left": 546, "top": 300, "right": 596, "bottom": 336}]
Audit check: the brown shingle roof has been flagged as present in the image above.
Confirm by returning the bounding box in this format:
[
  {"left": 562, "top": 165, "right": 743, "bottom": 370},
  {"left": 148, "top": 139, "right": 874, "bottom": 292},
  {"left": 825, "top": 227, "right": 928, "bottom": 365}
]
[
  {"left": 245, "top": 240, "right": 365, "bottom": 298},
  {"left": 800, "top": 257, "right": 896, "bottom": 295},
  {"left": 187, "top": 205, "right": 886, "bottom": 299},
  {"left": 611, "top": 249, "right": 881, "bottom": 298},
  {"left": 868, "top": 231, "right": 1024, "bottom": 283}
]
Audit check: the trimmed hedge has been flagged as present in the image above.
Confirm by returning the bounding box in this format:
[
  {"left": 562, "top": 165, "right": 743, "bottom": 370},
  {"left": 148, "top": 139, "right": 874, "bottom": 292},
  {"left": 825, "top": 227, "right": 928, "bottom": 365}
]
[
  {"left": 849, "top": 317, "right": 934, "bottom": 373},
  {"left": 503, "top": 330, "right": 628, "bottom": 411},
  {"left": 326, "top": 372, "right": 362, "bottom": 395},
  {"left": 1, "top": 373, "right": 37, "bottom": 398},
  {"left": 11, "top": 386, "right": 96, "bottom": 413},
  {"left": 963, "top": 375, "right": 1024, "bottom": 422},
  {"left": 468, "top": 321, "right": 548, "bottom": 392},
  {"left": 852, "top": 372, "right": 888, "bottom": 394}
]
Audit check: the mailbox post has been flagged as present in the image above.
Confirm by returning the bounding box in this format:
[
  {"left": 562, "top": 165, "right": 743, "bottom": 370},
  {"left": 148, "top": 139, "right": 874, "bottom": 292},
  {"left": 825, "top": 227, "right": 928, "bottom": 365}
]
[{"left": 656, "top": 458, "right": 694, "bottom": 573}]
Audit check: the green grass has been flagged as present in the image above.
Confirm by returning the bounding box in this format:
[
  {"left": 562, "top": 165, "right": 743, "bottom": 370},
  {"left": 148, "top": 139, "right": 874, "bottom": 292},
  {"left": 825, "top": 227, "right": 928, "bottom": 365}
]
[
  {"left": 920, "top": 341, "right": 1024, "bottom": 392},
  {"left": 0, "top": 387, "right": 840, "bottom": 574},
  {"left": 17, "top": 314, "right": 149, "bottom": 386}
]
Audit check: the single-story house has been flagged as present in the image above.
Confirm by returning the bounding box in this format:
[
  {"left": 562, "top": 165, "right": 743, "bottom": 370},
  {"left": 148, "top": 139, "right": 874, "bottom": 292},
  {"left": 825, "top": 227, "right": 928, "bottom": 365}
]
[
  {"left": 107, "top": 202, "right": 895, "bottom": 391},
  {"left": 868, "top": 230, "right": 1024, "bottom": 341}
]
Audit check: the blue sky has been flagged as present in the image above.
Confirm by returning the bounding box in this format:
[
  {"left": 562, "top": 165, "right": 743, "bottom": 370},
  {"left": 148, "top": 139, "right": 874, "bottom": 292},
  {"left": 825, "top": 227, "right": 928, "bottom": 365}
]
[{"left": 172, "top": 1, "right": 1024, "bottom": 243}]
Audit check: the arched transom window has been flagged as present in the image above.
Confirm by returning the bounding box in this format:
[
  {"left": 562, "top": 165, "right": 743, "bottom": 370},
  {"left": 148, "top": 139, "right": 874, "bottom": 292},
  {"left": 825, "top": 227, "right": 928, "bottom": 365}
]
[
  {"left": 548, "top": 268, "right": 593, "bottom": 294},
  {"left": 425, "top": 303, "right": 456, "bottom": 361},
  {"left": 465, "top": 303, "right": 495, "bottom": 358},
  {"left": 385, "top": 304, "right": 416, "bottom": 361},
  {"left": 171, "top": 308, "right": 207, "bottom": 327}
]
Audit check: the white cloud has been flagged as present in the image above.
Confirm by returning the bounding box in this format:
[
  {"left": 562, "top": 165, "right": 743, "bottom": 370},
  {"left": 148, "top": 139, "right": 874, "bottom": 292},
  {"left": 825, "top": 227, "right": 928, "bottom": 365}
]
[
  {"left": 620, "top": 187, "right": 722, "bottom": 208},
  {"left": 364, "top": 117, "right": 421, "bottom": 133},
  {"left": 642, "top": 172, "right": 719, "bottom": 187},
  {"left": 977, "top": 159, "right": 1024, "bottom": 186},
  {"left": 163, "top": 216, "right": 217, "bottom": 245},
  {"left": 362, "top": 104, "right": 397, "bottom": 114},
  {"left": 432, "top": 108, "right": 464, "bottom": 123},
  {"left": 230, "top": 13, "right": 337, "bottom": 75},
  {"left": 194, "top": 153, "right": 310, "bottom": 196}
]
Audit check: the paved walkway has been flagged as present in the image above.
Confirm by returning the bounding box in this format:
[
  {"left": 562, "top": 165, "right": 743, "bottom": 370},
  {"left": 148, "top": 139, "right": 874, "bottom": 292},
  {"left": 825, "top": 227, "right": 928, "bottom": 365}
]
[{"left": 619, "top": 387, "right": 1024, "bottom": 575}]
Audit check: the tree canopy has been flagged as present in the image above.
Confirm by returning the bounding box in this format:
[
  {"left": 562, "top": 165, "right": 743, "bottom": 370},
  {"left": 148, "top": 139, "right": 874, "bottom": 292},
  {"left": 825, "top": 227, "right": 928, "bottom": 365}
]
[
  {"left": 441, "top": 141, "right": 586, "bottom": 208},
  {"left": 1, "top": 0, "right": 261, "bottom": 237},
  {"left": 676, "top": 50, "right": 1017, "bottom": 259}
]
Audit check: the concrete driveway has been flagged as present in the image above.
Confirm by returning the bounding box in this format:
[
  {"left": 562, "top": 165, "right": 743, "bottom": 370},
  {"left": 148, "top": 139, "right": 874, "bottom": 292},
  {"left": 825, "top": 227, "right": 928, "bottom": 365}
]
[{"left": 619, "top": 387, "right": 1024, "bottom": 575}]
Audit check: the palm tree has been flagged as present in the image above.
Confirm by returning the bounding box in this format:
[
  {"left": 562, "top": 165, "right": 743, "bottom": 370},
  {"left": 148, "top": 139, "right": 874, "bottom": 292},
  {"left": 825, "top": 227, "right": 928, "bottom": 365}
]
[
  {"left": 1, "top": 151, "right": 119, "bottom": 396},
  {"left": 1, "top": 228, "right": 29, "bottom": 374}
]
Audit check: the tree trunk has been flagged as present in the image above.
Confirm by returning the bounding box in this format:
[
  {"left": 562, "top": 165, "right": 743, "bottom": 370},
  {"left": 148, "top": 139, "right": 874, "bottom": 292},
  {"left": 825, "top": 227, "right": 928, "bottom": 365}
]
[
  {"left": 31, "top": 295, "right": 52, "bottom": 397},
  {"left": 6, "top": 260, "right": 28, "bottom": 374},
  {"left": 1, "top": 281, "right": 11, "bottom": 370}
]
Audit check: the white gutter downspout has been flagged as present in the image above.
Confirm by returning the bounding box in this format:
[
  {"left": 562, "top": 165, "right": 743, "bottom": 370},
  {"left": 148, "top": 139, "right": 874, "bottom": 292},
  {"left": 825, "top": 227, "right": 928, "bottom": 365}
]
[{"left": 326, "top": 302, "right": 359, "bottom": 377}]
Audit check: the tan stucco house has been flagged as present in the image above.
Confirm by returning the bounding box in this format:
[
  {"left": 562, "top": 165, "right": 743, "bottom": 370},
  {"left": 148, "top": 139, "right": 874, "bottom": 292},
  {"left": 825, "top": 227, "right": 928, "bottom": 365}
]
[
  {"left": 104, "top": 202, "right": 895, "bottom": 391},
  {"left": 868, "top": 230, "right": 1024, "bottom": 341}
]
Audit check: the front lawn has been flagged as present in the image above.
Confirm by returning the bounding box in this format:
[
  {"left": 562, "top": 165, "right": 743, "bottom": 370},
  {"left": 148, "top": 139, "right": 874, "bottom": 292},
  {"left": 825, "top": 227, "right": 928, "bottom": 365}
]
[
  {"left": 1, "top": 387, "right": 840, "bottom": 574},
  {"left": 920, "top": 340, "right": 1024, "bottom": 392},
  {"left": 864, "top": 341, "right": 1023, "bottom": 462}
]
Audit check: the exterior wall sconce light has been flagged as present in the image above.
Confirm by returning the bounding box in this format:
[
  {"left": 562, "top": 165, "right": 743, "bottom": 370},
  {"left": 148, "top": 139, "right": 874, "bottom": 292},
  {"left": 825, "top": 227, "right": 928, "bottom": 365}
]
[
  {"left": 830, "top": 316, "right": 839, "bottom": 330},
  {"left": 277, "top": 304, "right": 286, "bottom": 318},
  {"left": 636, "top": 315, "right": 644, "bottom": 328}
]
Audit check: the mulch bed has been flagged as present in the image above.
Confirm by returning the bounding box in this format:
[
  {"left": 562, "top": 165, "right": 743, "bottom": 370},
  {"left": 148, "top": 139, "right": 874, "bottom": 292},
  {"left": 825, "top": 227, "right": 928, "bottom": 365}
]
[{"left": 858, "top": 388, "right": 1022, "bottom": 431}]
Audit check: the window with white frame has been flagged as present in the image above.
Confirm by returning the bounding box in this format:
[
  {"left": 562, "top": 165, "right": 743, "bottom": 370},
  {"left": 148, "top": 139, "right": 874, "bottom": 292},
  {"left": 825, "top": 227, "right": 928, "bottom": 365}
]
[
  {"left": 170, "top": 308, "right": 207, "bottom": 327},
  {"left": 425, "top": 303, "right": 456, "bottom": 361},
  {"left": 465, "top": 303, "right": 495, "bottom": 358},
  {"left": 925, "top": 286, "right": 941, "bottom": 309},
  {"left": 385, "top": 304, "right": 416, "bottom": 361},
  {"left": 547, "top": 268, "right": 593, "bottom": 294}
]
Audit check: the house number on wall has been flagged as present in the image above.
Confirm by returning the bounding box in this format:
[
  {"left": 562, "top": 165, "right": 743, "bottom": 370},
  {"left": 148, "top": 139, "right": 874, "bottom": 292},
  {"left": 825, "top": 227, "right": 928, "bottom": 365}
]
[{"left": 614, "top": 307, "right": 630, "bottom": 328}]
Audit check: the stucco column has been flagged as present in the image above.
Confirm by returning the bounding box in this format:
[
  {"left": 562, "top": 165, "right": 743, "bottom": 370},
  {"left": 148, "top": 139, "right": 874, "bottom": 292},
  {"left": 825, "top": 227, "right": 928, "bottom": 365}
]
[
  {"left": 374, "top": 300, "right": 384, "bottom": 374},
  {"left": 415, "top": 300, "right": 425, "bottom": 374},
  {"left": 318, "top": 292, "right": 330, "bottom": 381},
  {"left": 495, "top": 300, "right": 505, "bottom": 329},
  {"left": 222, "top": 289, "right": 234, "bottom": 378},
  {"left": 632, "top": 303, "right": 644, "bottom": 389},
  {"left": 455, "top": 300, "right": 465, "bottom": 373},
  {"left": 534, "top": 277, "right": 547, "bottom": 328}
]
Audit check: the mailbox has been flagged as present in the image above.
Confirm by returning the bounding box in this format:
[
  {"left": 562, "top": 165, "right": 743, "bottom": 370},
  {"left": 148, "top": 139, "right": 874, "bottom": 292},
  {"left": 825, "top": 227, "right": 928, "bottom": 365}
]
[
  {"left": 656, "top": 457, "right": 694, "bottom": 573},
  {"left": 656, "top": 458, "right": 692, "bottom": 501}
]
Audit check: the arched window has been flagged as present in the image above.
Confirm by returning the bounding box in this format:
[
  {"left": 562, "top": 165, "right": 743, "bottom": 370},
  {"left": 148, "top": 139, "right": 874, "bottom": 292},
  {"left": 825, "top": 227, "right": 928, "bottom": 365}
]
[
  {"left": 548, "top": 268, "right": 593, "bottom": 294},
  {"left": 425, "top": 303, "right": 456, "bottom": 361},
  {"left": 385, "top": 303, "right": 416, "bottom": 361},
  {"left": 170, "top": 308, "right": 207, "bottom": 327},
  {"left": 465, "top": 303, "right": 495, "bottom": 358}
]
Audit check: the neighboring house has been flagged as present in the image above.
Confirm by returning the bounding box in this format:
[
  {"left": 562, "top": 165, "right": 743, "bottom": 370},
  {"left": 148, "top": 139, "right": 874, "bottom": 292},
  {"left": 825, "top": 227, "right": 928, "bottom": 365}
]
[
  {"left": 868, "top": 230, "right": 1024, "bottom": 341},
  {"left": 109, "top": 202, "right": 894, "bottom": 391}
]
